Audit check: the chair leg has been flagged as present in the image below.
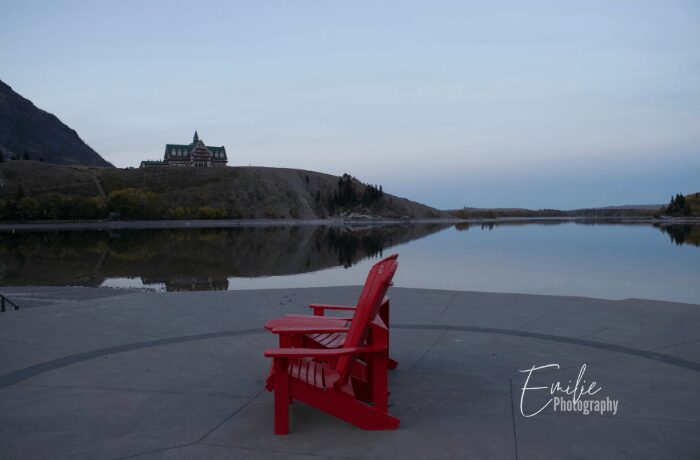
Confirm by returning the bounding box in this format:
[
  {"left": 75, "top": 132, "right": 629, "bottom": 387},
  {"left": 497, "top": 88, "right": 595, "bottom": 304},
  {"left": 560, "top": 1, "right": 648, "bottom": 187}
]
[
  {"left": 265, "top": 363, "right": 274, "bottom": 391},
  {"left": 379, "top": 299, "right": 390, "bottom": 328},
  {"left": 351, "top": 377, "right": 374, "bottom": 404},
  {"left": 372, "top": 352, "right": 389, "bottom": 413},
  {"left": 380, "top": 300, "right": 397, "bottom": 370},
  {"left": 294, "top": 382, "right": 399, "bottom": 430},
  {"left": 273, "top": 359, "right": 290, "bottom": 434}
]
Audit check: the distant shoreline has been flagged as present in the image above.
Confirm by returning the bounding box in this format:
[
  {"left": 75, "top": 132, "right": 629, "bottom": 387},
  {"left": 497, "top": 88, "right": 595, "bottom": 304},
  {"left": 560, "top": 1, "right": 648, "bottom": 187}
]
[
  {"left": 0, "top": 215, "right": 697, "bottom": 232},
  {"left": 0, "top": 217, "right": 462, "bottom": 232}
]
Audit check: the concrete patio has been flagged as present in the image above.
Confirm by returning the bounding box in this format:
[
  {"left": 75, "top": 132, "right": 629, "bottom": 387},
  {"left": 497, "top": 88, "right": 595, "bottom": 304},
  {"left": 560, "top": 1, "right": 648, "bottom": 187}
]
[{"left": 0, "top": 286, "right": 698, "bottom": 459}]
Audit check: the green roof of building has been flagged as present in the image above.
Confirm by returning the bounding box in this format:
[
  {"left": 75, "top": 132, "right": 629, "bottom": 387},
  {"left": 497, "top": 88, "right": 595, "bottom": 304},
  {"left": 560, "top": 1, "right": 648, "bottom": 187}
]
[{"left": 164, "top": 143, "right": 226, "bottom": 153}]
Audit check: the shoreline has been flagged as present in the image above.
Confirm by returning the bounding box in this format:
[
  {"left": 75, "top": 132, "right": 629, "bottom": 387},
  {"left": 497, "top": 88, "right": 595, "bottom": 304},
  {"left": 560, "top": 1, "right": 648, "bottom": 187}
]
[
  {"left": 0, "top": 215, "right": 697, "bottom": 232},
  {"left": 2, "top": 284, "right": 698, "bottom": 309},
  {"left": 0, "top": 217, "right": 461, "bottom": 232}
]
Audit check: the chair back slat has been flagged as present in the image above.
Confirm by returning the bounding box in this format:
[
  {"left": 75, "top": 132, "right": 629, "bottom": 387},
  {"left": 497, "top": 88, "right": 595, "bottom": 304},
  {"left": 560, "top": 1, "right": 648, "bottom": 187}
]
[
  {"left": 335, "top": 254, "right": 398, "bottom": 385},
  {"left": 351, "top": 254, "right": 397, "bottom": 318}
]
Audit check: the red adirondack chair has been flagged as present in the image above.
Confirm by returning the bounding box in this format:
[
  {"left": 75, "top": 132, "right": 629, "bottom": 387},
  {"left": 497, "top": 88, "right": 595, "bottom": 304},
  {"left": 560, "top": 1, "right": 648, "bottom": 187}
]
[
  {"left": 264, "top": 255, "right": 399, "bottom": 434},
  {"left": 265, "top": 254, "right": 399, "bottom": 370}
]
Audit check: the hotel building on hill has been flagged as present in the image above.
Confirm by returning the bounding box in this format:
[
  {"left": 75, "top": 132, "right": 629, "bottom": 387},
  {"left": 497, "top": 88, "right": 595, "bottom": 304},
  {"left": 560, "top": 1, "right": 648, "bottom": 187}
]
[{"left": 140, "top": 131, "right": 228, "bottom": 168}]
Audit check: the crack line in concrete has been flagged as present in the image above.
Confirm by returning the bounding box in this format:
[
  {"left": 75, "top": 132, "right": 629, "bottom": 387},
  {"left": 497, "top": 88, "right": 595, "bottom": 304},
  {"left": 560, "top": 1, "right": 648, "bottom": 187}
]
[
  {"left": 407, "top": 329, "right": 448, "bottom": 373},
  {"left": 577, "top": 310, "right": 656, "bottom": 340},
  {"left": 650, "top": 338, "right": 700, "bottom": 352},
  {"left": 161, "top": 298, "right": 229, "bottom": 334},
  {"left": 197, "top": 389, "right": 265, "bottom": 443},
  {"left": 71, "top": 310, "right": 155, "bottom": 340},
  {"left": 0, "top": 292, "right": 145, "bottom": 320},
  {"left": 515, "top": 304, "right": 562, "bottom": 330},
  {"left": 0, "top": 328, "right": 265, "bottom": 388},
  {"left": 1, "top": 324, "right": 698, "bottom": 390},
  {"left": 258, "top": 291, "right": 283, "bottom": 311},
  {"left": 16, "top": 382, "right": 253, "bottom": 399},
  {"left": 393, "top": 324, "right": 700, "bottom": 373},
  {"left": 529, "top": 410, "right": 700, "bottom": 424},
  {"left": 113, "top": 442, "right": 198, "bottom": 460},
  {"left": 0, "top": 337, "right": 81, "bottom": 353},
  {"left": 433, "top": 292, "right": 459, "bottom": 324},
  {"left": 201, "top": 441, "right": 362, "bottom": 459},
  {"left": 509, "top": 376, "right": 519, "bottom": 460}
]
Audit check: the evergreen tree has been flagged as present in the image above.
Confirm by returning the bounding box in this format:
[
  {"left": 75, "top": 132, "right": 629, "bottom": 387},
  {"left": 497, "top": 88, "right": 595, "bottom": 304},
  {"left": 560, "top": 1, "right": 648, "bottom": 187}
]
[{"left": 666, "top": 193, "right": 690, "bottom": 216}]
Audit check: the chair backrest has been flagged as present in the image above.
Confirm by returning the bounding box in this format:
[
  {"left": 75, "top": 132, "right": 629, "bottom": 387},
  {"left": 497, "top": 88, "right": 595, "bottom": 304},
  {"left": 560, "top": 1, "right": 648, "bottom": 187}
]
[
  {"left": 335, "top": 254, "right": 398, "bottom": 385},
  {"left": 351, "top": 253, "right": 397, "bottom": 317}
]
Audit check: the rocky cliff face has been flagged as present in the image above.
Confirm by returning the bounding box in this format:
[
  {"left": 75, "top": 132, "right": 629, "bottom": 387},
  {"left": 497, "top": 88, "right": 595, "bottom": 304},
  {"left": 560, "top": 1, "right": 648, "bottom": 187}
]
[{"left": 0, "top": 79, "right": 112, "bottom": 167}]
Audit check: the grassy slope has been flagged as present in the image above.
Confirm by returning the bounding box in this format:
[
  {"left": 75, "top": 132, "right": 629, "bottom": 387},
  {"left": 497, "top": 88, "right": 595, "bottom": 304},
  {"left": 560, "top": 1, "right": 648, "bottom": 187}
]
[
  {"left": 0, "top": 161, "right": 447, "bottom": 219},
  {"left": 685, "top": 192, "right": 700, "bottom": 215}
]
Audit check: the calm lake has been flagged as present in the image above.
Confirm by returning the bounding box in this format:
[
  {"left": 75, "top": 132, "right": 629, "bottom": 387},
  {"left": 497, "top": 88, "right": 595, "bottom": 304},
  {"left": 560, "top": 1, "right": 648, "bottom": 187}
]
[{"left": 1, "top": 221, "right": 698, "bottom": 304}]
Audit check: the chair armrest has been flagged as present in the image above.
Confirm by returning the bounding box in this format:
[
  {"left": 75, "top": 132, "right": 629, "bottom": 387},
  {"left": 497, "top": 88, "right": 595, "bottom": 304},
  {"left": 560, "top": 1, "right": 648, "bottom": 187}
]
[
  {"left": 265, "top": 316, "right": 347, "bottom": 331},
  {"left": 309, "top": 304, "right": 356, "bottom": 311},
  {"left": 309, "top": 304, "right": 356, "bottom": 316},
  {"left": 264, "top": 346, "right": 387, "bottom": 358},
  {"left": 284, "top": 314, "right": 353, "bottom": 321},
  {"left": 270, "top": 326, "right": 351, "bottom": 334}
]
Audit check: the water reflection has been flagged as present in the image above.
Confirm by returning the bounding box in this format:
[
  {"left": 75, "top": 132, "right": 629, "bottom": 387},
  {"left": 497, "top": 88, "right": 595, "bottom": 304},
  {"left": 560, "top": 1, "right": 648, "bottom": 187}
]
[
  {"left": 0, "top": 224, "right": 449, "bottom": 290},
  {"left": 656, "top": 224, "right": 700, "bottom": 247},
  {"left": 0, "top": 221, "right": 697, "bottom": 302},
  {"left": 456, "top": 219, "right": 700, "bottom": 247}
]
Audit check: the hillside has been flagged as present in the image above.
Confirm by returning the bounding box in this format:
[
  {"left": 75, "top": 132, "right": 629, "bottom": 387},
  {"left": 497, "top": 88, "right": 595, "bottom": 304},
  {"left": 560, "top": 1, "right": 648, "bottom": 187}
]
[
  {"left": 0, "top": 79, "right": 112, "bottom": 167},
  {"left": 663, "top": 192, "right": 700, "bottom": 217},
  {"left": 450, "top": 205, "right": 661, "bottom": 219},
  {"left": 0, "top": 161, "right": 447, "bottom": 220},
  {"left": 687, "top": 192, "right": 700, "bottom": 214}
]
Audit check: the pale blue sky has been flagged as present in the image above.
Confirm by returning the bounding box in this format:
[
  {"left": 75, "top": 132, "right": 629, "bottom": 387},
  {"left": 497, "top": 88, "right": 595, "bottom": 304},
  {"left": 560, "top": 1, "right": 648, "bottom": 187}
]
[{"left": 1, "top": 0, "right": 698, "bottom": 209}]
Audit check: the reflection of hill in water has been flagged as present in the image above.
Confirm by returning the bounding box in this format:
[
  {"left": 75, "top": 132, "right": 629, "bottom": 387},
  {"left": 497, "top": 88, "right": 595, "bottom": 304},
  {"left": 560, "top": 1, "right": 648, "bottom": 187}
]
[
  {"left": 456, "top": 219, "right": 700, "bottom": 247},
  {"left": 455, "top": 219, "right": 581, "bottom": 232},
  {"left": 655, "top": 224, "right": 700, "bottom": 247},
  {"left": 0, "top": 224, "right": 449, "bottom": 290}
]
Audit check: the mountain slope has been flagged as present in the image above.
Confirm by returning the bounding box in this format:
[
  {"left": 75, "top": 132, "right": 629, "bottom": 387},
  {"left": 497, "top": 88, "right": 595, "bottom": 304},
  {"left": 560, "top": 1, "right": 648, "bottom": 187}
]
[{"left": 0, "top": 79, "right": 112, "bottom": 167}]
